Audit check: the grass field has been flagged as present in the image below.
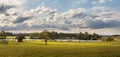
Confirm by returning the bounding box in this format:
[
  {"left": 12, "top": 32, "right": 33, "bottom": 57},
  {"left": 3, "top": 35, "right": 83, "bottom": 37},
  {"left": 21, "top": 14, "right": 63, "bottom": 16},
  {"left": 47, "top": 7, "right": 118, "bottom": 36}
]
[{"left": 0, "top": 40, "right": 120, "bottom": 57}]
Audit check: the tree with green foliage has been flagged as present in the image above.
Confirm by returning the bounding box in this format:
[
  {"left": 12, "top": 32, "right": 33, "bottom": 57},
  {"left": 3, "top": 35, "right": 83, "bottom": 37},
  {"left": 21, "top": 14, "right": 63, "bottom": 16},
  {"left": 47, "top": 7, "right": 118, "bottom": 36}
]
[
  {"left": 16, "top": 34, "right": 25, "bottom": 42},
  {"left": 49, "top": 31, "right": 58, "bottom": 40},
  {"left": 40, "top": 30, "right": 50, "bottom": 45},
  {"left": 91, "top": 33, "right": 99, "bottom": 40},
  {"left": 29, "top": 31, "right": 101, "bottom": 41},
  {"left": 30, "top": 33, "right": 39, "bottom": 39},
  {"left": 76, "top": 32, "right": 84, "bottom": 40},
  {"left": 83, "top": 32, "right": 90, "bottom": 40}
]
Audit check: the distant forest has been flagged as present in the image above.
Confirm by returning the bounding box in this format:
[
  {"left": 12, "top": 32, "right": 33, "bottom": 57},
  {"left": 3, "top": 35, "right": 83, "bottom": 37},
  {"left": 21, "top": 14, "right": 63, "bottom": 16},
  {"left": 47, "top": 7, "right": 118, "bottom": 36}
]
[
  {"left": 0, "top": 30, "right": 119, "bottom": 40},
  {"left": 0, "top": 30, "right": 101, "bottom": 40}
]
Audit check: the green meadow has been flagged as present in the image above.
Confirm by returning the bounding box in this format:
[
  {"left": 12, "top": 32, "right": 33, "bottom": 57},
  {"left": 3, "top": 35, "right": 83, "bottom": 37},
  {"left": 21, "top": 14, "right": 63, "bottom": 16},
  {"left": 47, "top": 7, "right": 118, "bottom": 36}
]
[{"left": 0, "top": 39, "right": 120, "bottom": 57}]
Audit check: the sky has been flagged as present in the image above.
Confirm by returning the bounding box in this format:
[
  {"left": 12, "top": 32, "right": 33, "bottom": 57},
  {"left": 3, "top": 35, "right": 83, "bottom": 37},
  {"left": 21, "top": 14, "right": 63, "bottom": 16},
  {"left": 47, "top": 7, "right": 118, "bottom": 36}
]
[{"left": 0, "top": 0, "right": 120, "bottom": 35}]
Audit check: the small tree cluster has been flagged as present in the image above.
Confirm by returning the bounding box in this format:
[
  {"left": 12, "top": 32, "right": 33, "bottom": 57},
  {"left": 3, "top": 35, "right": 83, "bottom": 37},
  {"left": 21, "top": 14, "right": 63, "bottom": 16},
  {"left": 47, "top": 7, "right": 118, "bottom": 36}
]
[
  {"left": 16, "top": 34, "right": 25, "bottom": 42},
  {"left": 76, "top": 32, "right": 101, "bottom": 40},
  {"left": 30, "top": 33, "right": 40, "bottom": 39},
  {"left": 101, "top": 36, "right": 114, "bottom": 42}
]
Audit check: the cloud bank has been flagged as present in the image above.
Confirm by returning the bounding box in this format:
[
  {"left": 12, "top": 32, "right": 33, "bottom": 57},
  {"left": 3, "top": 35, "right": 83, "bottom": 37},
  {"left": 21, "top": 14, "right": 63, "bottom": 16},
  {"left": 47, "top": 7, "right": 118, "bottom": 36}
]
[
  {"left": 0, "top": 0, "right": 120, "bottom": 35},
  {"left": 10, "top": 6, "right": 120, "bottom": 29}
]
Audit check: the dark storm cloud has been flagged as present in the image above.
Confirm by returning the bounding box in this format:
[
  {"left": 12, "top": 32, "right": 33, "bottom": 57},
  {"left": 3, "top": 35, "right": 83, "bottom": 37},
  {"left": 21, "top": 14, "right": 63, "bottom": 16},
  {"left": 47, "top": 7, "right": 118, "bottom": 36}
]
[
  {"left": 88, "top": 20, "right": 120, "bottom": 29},
  {"left": 13, "top": 16, "right": 32, "bottom": 23},
  {"left": 0, "top": 4, "right": 15, "bottom": 13}
]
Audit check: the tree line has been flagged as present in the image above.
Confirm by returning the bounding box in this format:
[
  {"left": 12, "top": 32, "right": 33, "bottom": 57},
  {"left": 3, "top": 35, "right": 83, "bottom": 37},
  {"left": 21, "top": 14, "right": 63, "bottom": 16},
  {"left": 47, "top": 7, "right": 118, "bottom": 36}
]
[
  {"left": 0, "top": 30, "right": 101, "bottom": 40},
  {"left": 0, "top": 30, "right": 114, "bottom": 45},
  {"left": 30, "top": 30, "right": 101, "bottom": 40}
]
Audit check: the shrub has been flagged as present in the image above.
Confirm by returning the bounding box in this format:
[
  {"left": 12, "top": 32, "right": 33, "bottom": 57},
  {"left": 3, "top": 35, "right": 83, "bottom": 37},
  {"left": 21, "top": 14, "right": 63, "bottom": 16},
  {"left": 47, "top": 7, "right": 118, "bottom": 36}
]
[
  {"left": 16, "top": 34, "right": 25, "bottom": 42},
  {"left": 101, "top": 37, "right": 114, "bottom": 42}
]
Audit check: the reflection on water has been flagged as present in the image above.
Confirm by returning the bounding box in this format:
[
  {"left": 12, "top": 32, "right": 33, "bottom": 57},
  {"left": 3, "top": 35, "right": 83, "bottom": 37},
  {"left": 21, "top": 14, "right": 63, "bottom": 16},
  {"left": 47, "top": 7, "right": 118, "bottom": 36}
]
[{"left": 1, "top": 39, "right": 101, "bottom": 42}]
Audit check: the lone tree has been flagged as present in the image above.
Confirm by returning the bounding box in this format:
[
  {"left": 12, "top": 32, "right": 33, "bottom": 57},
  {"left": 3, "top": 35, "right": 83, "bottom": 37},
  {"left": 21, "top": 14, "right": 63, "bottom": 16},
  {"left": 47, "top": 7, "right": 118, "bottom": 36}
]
[
  {"left": 76, "top": 32, "right": 84, "bottom": 41},
  {"left": 40, "top": 30, "right": 50, "bottom": 45},
  {"left": 16, "top": 34, "right": 25, "bottom": 42}
]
